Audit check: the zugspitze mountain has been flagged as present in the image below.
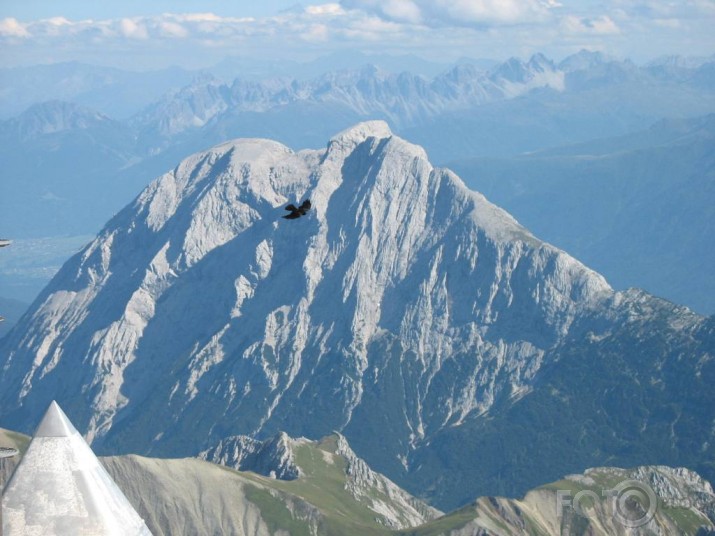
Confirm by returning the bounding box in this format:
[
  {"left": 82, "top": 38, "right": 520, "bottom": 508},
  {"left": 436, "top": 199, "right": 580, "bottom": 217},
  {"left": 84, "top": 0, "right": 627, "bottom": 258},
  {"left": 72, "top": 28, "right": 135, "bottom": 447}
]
[{"left": 1, "top": 121, "right": 712, "bottom": 509}]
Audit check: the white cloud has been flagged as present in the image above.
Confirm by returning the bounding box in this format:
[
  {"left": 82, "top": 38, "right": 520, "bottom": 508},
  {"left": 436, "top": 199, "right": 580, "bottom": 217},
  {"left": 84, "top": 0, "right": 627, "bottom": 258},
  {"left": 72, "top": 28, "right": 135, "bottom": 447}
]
[
  {"left": 561, "top": 15, "right": 620, "bottom": 35},
  {"left": 119, "top": 18, "right": 149, "bottom": 40},
  {"left": 652, "top": 18, "right": 682, "bottom": 29},
  {"left": 302, "top": 23, "right": 330, "bottom": 41},
  {"left": 158, "top": 21, "right": 188, "bottom": 38},
  {"left": 341, "top": 0, "right": 558, "bottom": 26},
  {"left": 381, "top": 0, "right": 422, "bottom": 24},
  {"left": 174, "top": 13, "right": 225, "bottom": 23},
  {"left": 338, "top": 14, "right": 405, "bottom": 41},
  {"left": 305, "top": 3, "right": 346, "bottom": 16},
  {"left": 0, "top": 2, "right": 712, "bottom": 70},
  {"left": 611, "top": 0, "right": 715, "bottom": 19},
  {"left": 436, "top": 0, "right": 554, "bottom": 24},
  {"left": 0, "top": 17, "right": 30, "bottom": 38},
  {"left": 45, "top": 17, "right": 72, "bottom": 27}
]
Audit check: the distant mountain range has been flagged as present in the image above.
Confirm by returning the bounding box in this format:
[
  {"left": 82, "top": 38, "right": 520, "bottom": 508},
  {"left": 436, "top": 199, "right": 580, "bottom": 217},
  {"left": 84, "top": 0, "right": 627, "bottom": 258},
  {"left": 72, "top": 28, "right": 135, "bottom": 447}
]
[
  {"left": 2, "top": 50, "right": 714, "bottom": 307},
  {"left": 449, "top": 114, "right": 715, "bottom": 315},
  {"left": 1, "top": 123, "right": 712, "bottom": 511},
  {"left": 0, "top": 62, "right": 196, "bottom": 121},
  {"left": 125, "top": 50, "right": 715, "bottom": 160},
  {"left": 4, "top": 50, "right": 715, "bottom": 157},
  {"left": 0, "top": 51, "right": 462, "bottom": 121}
]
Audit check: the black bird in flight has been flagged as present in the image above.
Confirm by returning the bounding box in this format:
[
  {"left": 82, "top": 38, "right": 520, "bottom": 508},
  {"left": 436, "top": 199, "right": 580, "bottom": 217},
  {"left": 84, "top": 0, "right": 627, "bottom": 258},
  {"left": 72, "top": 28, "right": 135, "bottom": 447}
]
[{"left": 283, "top": 199, "right": 311, "bottom": 219}]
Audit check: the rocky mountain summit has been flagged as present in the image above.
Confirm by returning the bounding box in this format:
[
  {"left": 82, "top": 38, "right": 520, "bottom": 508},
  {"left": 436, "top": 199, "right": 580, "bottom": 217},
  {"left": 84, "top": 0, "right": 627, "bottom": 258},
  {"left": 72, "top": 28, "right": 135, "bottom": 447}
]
[
  {"left": 0, "top": 121, "right": 712, "bottom": 509},
  {"left": 201, "top": 431, "right": 303, "bottom": 481}
]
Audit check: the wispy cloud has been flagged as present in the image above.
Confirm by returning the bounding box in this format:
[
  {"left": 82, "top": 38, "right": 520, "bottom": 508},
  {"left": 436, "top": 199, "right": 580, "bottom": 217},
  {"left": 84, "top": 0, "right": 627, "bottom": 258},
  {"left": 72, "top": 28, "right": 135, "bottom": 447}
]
[
  {"left": 561, "top": 15, "right": 620, "bottom": 36},
  {"left": 0, "top": 17, "right": 29, "bottom": 38},
  {"left": 0, "top": 1, "right": 712, "bottom": 68},
  {"left": 342, "top": 0, "right": 560, "bottom": 26},
  {"left": 612, "top": 0, "right": 715, "bottom": 19},
  {"left": 0, "top": 7, "right": 418, "bottom": 54},
  {"left": 119, "top": 18, "right": 149, "bottom": 40}
]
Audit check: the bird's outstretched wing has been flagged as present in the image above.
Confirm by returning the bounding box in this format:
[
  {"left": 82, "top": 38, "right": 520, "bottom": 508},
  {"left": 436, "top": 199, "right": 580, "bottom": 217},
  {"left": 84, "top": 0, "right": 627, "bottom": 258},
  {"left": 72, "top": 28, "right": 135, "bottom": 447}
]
[
  {"left": 296, "top": 199, "right": 311, "bottom": 215},
  {"left": 282, "top": 199, "right": 311, "bottom": 219}
]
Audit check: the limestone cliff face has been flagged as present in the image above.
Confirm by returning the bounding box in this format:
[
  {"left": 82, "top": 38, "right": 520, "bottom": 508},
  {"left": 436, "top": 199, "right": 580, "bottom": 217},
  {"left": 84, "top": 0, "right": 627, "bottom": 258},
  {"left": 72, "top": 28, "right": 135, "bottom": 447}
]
[{"left": 1, "top": 122, "right": 711, "bottom": 508}]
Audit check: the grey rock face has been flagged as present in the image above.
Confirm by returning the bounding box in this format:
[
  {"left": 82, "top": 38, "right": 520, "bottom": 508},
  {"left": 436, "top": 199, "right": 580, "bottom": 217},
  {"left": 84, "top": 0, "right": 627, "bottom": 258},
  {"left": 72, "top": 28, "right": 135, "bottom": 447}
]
[
  {"left": 201, "top": 432, "right": 301, "bottom": 480},
  {"left": 0, "top": 121, "right": 712, "bottom": 510}
]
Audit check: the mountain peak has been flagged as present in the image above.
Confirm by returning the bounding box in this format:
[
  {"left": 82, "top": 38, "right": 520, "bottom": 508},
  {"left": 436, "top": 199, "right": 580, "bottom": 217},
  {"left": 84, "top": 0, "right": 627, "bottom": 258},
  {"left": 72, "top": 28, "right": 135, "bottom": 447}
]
[
  {"left": 1, "top": 124, "right": 612, "bottom": 448},
  {"left": 559, "top": 49, "right": 612, "bottom": 71},
  {"left": 329, "top": 120, "right": 392, "bottom": 149},
  {"left": 527, "top": 52, "right": 554, "bottom": 71},
  {"left": 6, "top": 123, "right": 708, "bottom": 510},
  {"left": 201, "top": 431, "right": 303, "bottom": 480},
  {"left": 489, "top": 55, "right": 564, "bottom": 92},
  {"left": 491, "top": 57, "right": 528, "bottom": 82},
  {"left": 1, "top": 123, "right": 609, "bottom": 448},
  {"left": 10, "top": 99, "right": 111, "bottom": 140}
]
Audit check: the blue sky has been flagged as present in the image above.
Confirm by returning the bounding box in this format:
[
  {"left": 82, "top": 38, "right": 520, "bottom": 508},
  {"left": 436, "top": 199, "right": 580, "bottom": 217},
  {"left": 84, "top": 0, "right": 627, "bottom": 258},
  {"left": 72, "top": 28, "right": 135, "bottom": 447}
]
[
  {"left": 1, "top": 1, "right": 714, "bottom": 70},
  {"left": 0, "top": 0, "right": 300, "bottom": 20}
]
